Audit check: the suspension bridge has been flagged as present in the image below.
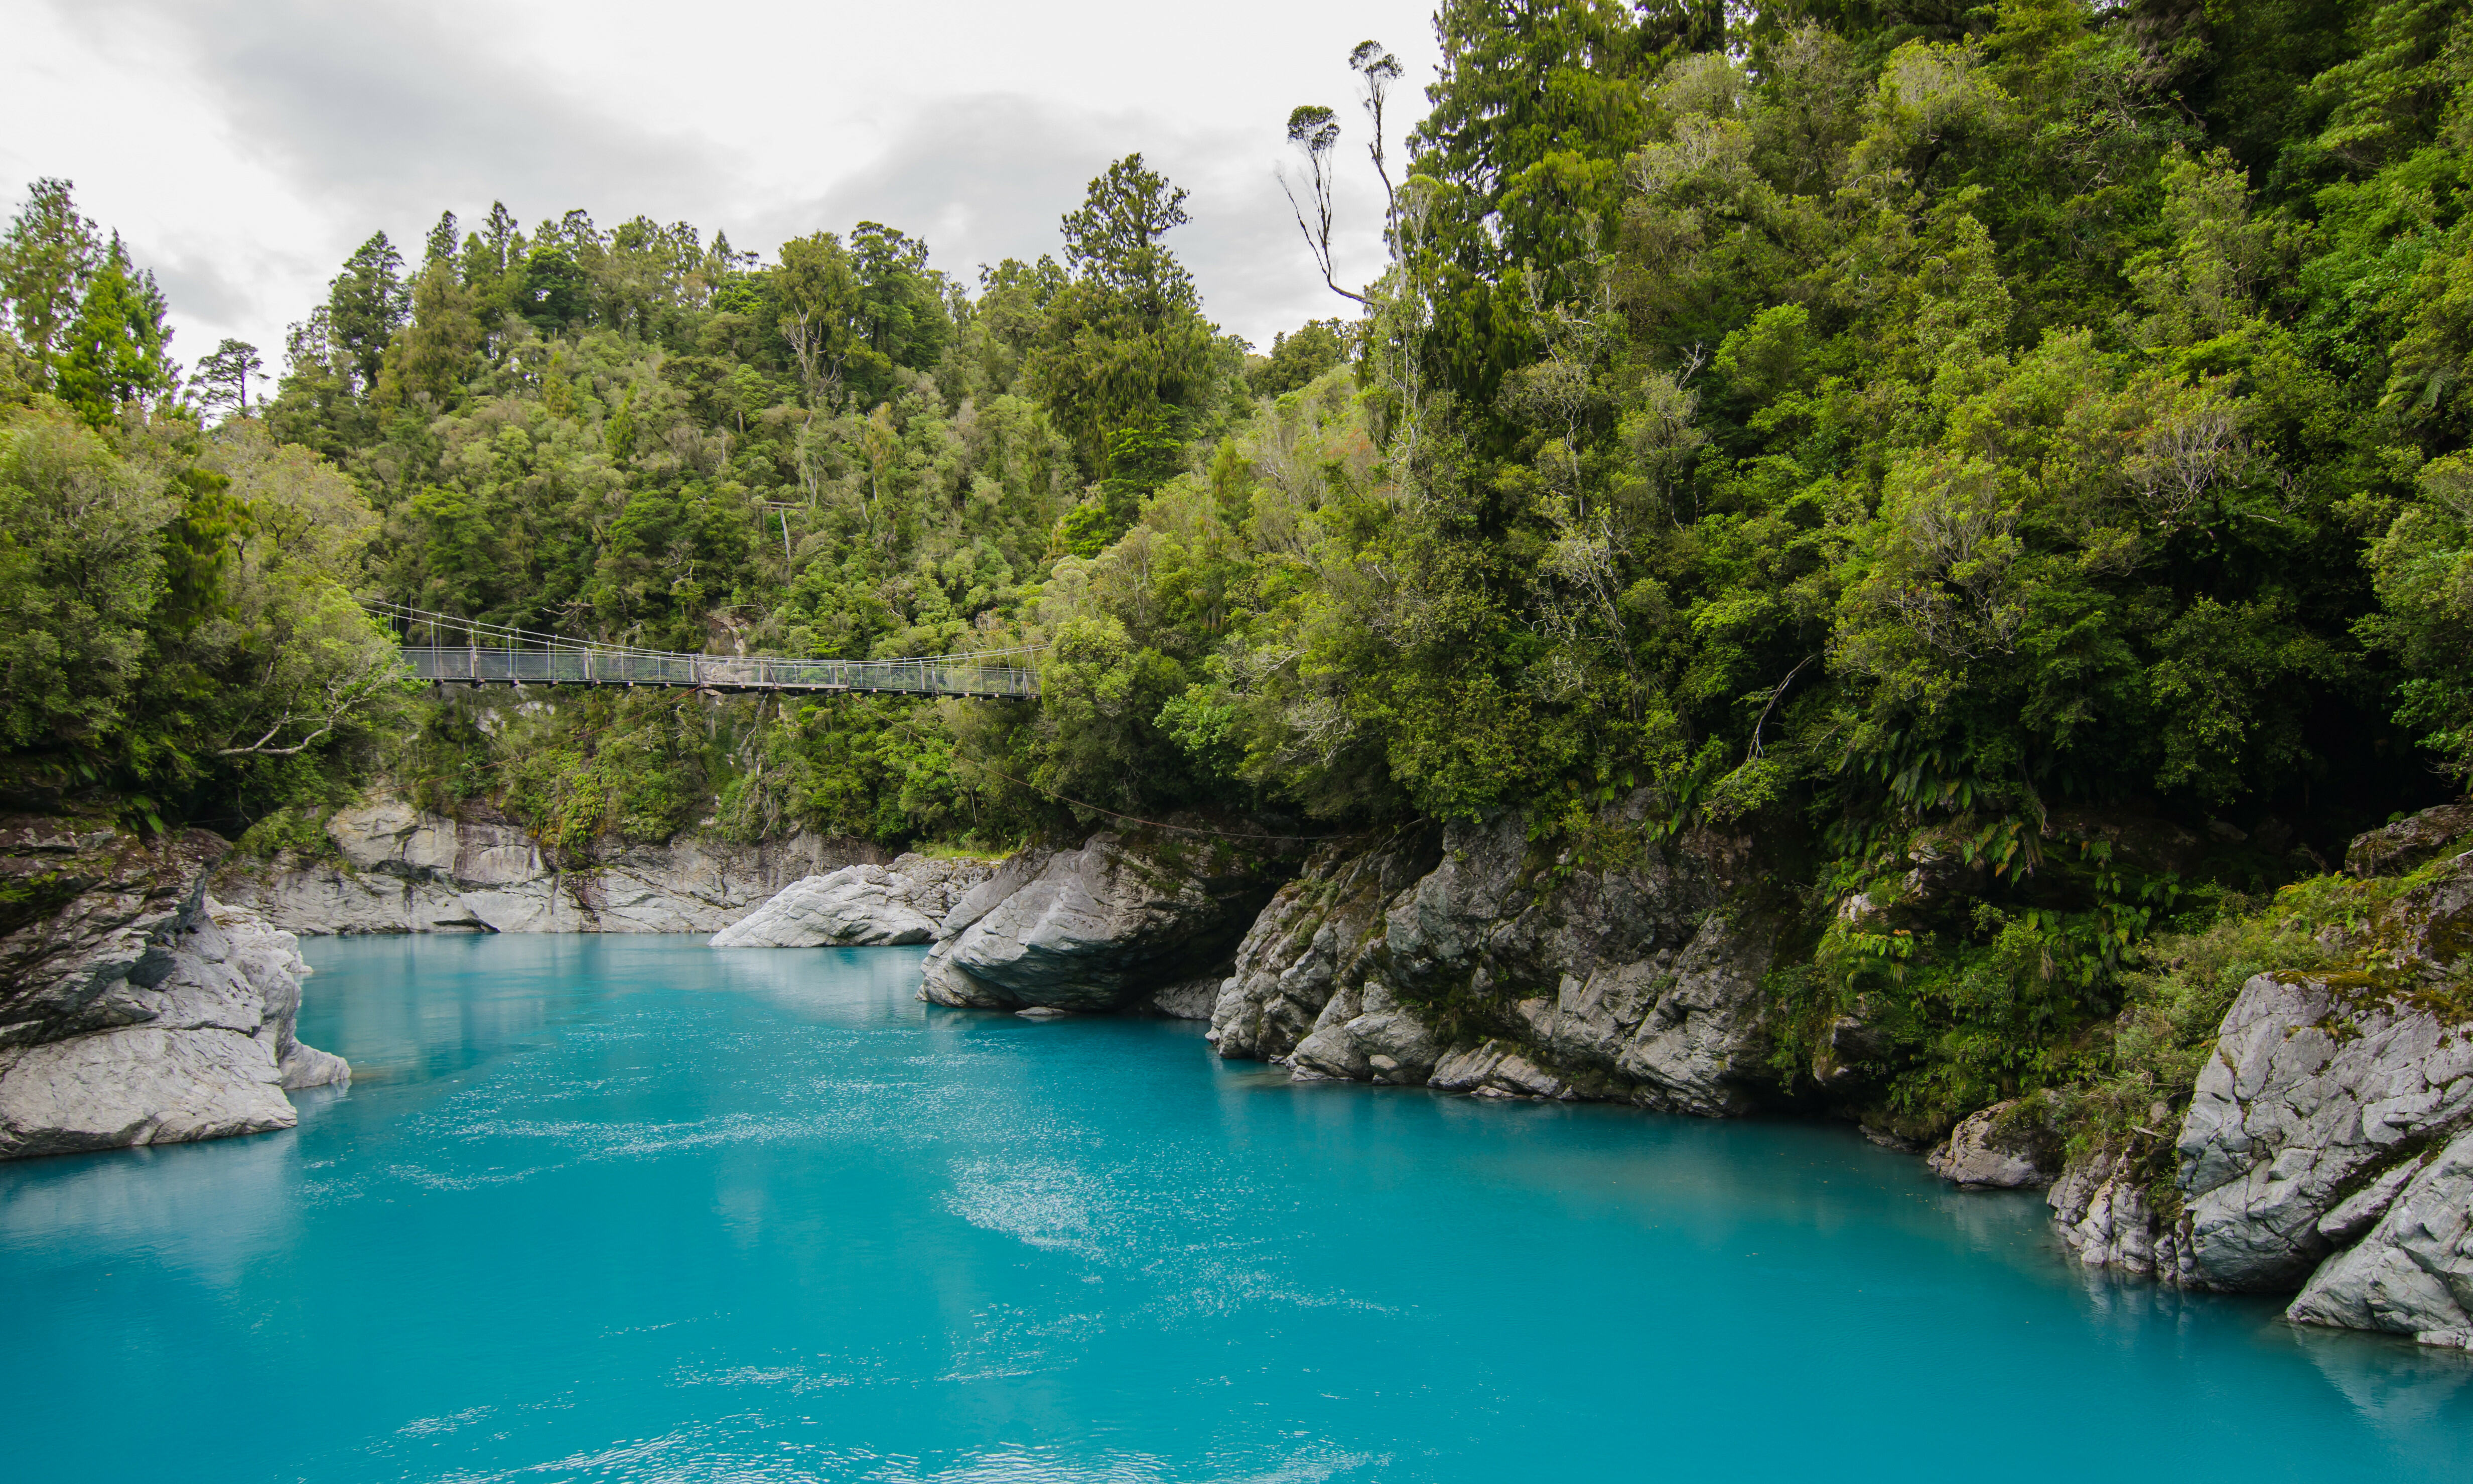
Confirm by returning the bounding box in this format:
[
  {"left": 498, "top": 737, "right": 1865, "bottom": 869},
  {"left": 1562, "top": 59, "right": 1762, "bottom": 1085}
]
[{"left": 365, "top": 601, "right": 1041, "bottom": 700}]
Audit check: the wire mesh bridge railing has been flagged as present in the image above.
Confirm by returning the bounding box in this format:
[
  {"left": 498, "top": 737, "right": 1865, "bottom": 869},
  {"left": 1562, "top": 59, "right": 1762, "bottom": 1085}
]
[{"left": 366, "top": 601, "right": 1040, "bottom": 700}]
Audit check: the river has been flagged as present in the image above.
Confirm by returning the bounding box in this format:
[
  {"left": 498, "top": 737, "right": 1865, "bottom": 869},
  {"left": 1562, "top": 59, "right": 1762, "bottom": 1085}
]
[{"left": 4, "top": 934, "right": 2468, "bottom": 1481}]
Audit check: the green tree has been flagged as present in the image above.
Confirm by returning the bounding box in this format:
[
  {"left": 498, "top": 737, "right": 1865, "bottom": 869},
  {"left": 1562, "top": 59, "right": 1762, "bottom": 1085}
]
[
  {"left": 326, "top": 232, "right": 410, "bottom": 393},
  {"left": 423, "top": 209, "right": 460, "bottom": 266},
  {"left": 0, "top": 408, "right": 175, "bottom": 749},
  {"left": 0, "top": 178, "right": 100, "bottom": 389},
  {"left": 375, "top": 261, "right": 482, "bottom": 411},
  {"left": 53, "top": 237, "right": 175, "bottom": 427},
  {"left": 850, "top": 222, "right": 952, "bottom": 375},
  {"left": 515, "top": 240, "right": 590, "bottom": 333},
  {"left": 266, "top": 307, "right": 361, "bottom": 458},
  {"left": 1407, "top": 0, "right": 1667, "bottom": 403},
  {"left": 1026, "top": 154, "right": 1222, "bottom": 463},
  {"left": 194, "top": 338, "right": 264, "bottom": 419},
  {"left": 774, "top": 231, "right": 867, "bottom": 405},
  {"left": 1248, "top": 320, "right": 1348, "bottom": 397}
]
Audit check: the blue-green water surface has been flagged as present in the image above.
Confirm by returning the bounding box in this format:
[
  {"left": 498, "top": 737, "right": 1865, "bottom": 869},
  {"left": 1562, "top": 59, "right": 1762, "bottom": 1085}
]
[{"left": 4, "top": 934, "right": 2470, "bottom": 1482}]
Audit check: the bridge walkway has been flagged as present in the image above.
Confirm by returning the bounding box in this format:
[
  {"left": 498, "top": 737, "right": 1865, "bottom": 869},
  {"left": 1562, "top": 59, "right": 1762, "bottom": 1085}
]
[{"left": 368, "top": 602, "right": 1039, "bottom": 700}]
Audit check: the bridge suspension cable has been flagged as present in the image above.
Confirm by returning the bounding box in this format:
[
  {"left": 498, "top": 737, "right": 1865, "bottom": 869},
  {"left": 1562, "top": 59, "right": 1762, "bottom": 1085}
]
[{"left": 361, "top": 599, "right": 1040, "bottom": 700}]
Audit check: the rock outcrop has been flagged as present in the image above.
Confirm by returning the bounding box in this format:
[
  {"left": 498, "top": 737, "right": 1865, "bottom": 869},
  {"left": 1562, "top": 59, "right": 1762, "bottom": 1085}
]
[
  {"left": 213, "top": 792, "right": 889, "bottom": 935},
  {"left": 711, "top": 855, "right": 997, "bottom": 948},
  {"left": 1928, "top": 1094, "right": 2064, "bottom": 1188},
  {"left": 2175, "top": 962, "right": 2473, "bottom": 1293},
  {"left": 918, "top": 832, "right": 1293, "bottom": 1013},
  {"left": 2048, "top": 805, "right": 2473, "bottom": 1347},
  {"left": 2287, "top": 1128, "right": 2473, "bottom": 1348},
  {"left": 2049, "top": 1143, "right": 2185, "bottom": 1278},
  {"left": 2052, "top": 951, "right": 2473, "bottom": 1298},
  {"left": 1, "top": 819, "right": 346, "bottom": 1160},
  {"left": 2347, "top": 800, "right": 2473, "bottom": 879},
  {"left": 1208, "top": 804, "right": 1783, "bottom": 1114}
]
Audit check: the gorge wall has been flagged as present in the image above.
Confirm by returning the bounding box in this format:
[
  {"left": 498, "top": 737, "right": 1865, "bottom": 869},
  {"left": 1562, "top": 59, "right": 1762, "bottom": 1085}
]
[
  {"left": 1206, "top": 808, "right": 1783, "bottom": 1112},
  {"left": 212, "top": 793, "right": 893, "bottom": 936},
  {"left": 917, "top": 830, "right": 1298, "bottom": 1017},
  {"left": 907, "top": 797, "right": 1790, "bottom": 1112}
]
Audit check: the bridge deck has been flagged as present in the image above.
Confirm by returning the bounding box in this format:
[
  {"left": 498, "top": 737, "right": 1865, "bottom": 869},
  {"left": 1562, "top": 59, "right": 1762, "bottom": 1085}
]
[{"left": 403, "top": 645, "right": 1038, "bottom": 699}]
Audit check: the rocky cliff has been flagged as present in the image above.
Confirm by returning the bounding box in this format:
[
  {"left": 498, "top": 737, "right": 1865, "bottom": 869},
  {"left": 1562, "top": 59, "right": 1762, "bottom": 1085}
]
[
  {"left": 2050, "top": 813, "right": 2473, "bottom": 1350},
  {"left": 1207, "top": 805, "right": 1784, "bottom": 1113},
  {"left": 213, "top": 793, "right": 889, "bottom": 935},
  {"left": 0, "top": 817, "right": 347, "bottom": 1160}
]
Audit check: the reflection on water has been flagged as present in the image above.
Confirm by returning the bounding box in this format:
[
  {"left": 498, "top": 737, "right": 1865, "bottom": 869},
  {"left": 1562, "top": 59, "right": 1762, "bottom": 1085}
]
[
  {"left": 2290, "top": 1323, "right": 2473, "bottom": 1431},
  {"left": 0, "top": 1121, "right": 305, "bottom": 1288},
  {"left": 1, "top": 933, "right": 2465, "bottom": 1483}
]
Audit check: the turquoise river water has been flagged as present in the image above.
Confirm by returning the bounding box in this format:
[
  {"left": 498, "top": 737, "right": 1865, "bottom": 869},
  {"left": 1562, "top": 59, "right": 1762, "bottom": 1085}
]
[{"left": 4, "top": 934, "right": 2470, "bottom": 1482}]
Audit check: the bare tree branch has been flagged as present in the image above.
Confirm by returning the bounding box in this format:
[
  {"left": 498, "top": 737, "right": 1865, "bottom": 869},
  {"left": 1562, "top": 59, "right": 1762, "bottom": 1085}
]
[
  {"left": 218, "top": 650, "right": 404, "bottom": 756},
  {"left": 1350, "top": 41, "right": 1403, "bottom": 234},
  {"left": 1278, "top": 105, "right": 1368, "bottom": 307}
]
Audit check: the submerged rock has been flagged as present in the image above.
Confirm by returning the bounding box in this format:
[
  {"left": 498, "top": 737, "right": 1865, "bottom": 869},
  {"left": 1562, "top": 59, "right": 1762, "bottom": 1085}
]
[
  {"left": 918, "top": 831, "right": 1292, "bottom": 1013},
  {"left": 711, "top": 856, "right": 996, "bottom": 948},
  {"left": 1209, "top": 803, "right": 1783, "bottom": 1115},
  {"left": 0, "top": 819, "right": 346, "bottom": 1160}
]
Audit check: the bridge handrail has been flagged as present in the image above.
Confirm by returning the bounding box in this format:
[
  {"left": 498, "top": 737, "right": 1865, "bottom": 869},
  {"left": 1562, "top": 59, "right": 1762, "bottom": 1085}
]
[{"left": 364, "top": 599, "right": 1043, "bottom": 693}]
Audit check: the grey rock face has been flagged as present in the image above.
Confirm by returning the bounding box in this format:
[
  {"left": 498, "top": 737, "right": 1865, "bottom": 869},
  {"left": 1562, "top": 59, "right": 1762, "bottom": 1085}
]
[
  {"left": 1290, "top": 977, "right": 1449, "bottom": 1086},
  {"left": 2288, "top": 1128, "right": 2473, "bottom": 1348},
  {"left": 2347, "top": 799, "right": 2473, "bottom": 878},
  {"left": 1930, "top": 1095, "right": 2064, "bottom": 1188},
  {"left": 711, "top": 856, "right": 997, "bottom": 948},
  {"left": 1208, "top": 834, "right": 1435, "bottom": 1063},
  {"left": 2050, "top": 833, "right": 2473, "bottom": 1347},
  {"left": 2, "top": 819, "right": 225, "bottom": 1049},
  {"left": 2050, "top": 1141, "right": 2194, "bottom": 1282},
  {"left": 883, "top": 855, "right": 1001, "bottom": 919},
  {"left": 2055, "top": 946, "right": 2473, "bottom": 1292},
  {"left": 2173, "top": 968, "right": 2473, "bottom": 1291},
  {"left": 1136, "top": 974, "right": 1226, "bottom": 1021},
  {"left": 918, "top": 833, "right": 1290, "bottom": 1012},
  {"left": 214, "top": 792, "right": 889, "bottom": 935},
  {"left": 1209, "top": 804, "right": 1780, "bottom": 1115},
  {"left": 0, "top": 817, "right": 348, "bottom": 1159}
]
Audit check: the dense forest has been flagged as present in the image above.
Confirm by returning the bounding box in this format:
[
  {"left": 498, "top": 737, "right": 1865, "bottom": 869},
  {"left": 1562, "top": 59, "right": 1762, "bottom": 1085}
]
[{"left": 5, "top": 0, "right": 2471, "bottom": 1131}]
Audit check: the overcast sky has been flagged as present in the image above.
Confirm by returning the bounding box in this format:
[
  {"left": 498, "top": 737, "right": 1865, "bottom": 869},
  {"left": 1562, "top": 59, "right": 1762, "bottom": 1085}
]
[{"left": 2, "top": 0, "right": 1438, "bottom": 382}]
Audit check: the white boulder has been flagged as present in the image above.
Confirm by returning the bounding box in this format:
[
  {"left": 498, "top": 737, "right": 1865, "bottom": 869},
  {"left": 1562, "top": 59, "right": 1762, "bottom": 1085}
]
[
  {"left": 711, "top": 855, "right": 997, "bottom": 948},
  {"left": 712, "top": 866, "right": 940, "bottom": 947}
]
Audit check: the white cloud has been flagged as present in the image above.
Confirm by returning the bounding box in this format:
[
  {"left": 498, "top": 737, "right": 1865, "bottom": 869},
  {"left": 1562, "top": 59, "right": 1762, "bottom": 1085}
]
[{"left": 1, "top": 0, "right": 1433, "bottom": 369}]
